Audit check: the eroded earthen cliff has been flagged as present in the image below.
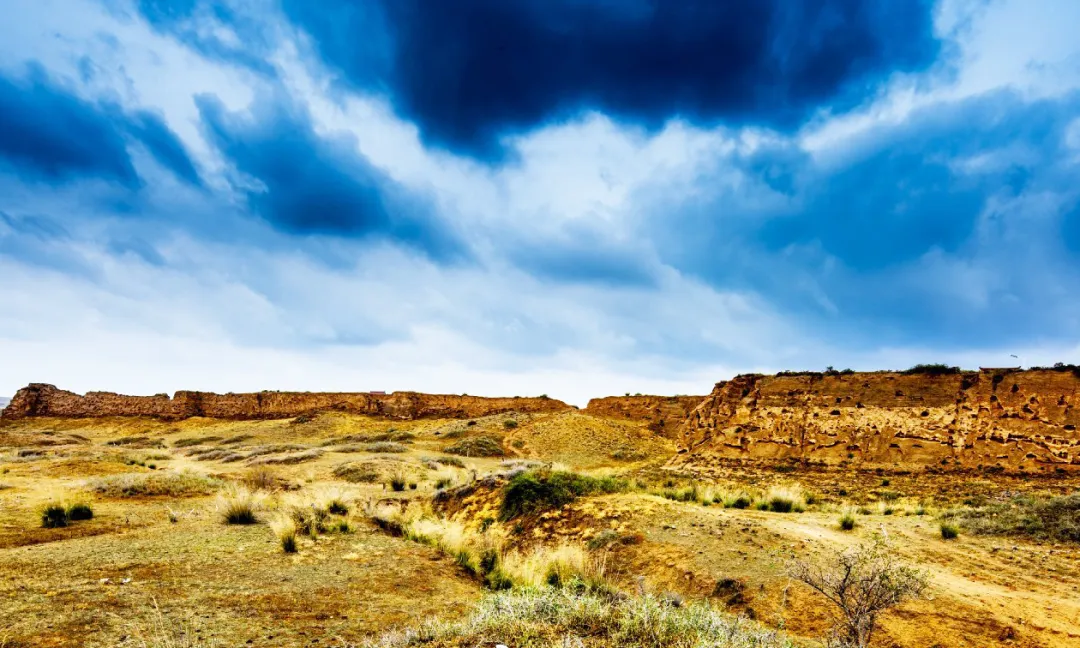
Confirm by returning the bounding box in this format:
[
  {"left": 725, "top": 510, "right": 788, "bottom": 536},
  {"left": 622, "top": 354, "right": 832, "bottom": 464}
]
[
  {"left": 677, "top": 369, "right": 1080, "bottom": 472},
  {"left": 584, "top": 395, "right": 705, "bottom": 438},
  {"left": 0, "top": 384, "right": 571, "bottom": 422}
]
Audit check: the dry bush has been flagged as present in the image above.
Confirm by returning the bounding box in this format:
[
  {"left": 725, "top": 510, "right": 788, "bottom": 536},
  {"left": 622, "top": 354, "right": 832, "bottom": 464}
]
[
  {"left": 247, "top": 449, "right": 324, "bottom": 466},
  {"left": 423, "top": 456, "right": 465, "bottom": 469},
  {"left": 787, "top": 538, "right": 928, "bottom": 648},
  {"left": 445, "top": 436, "right": 505, "bottom": 457},
  {"left": 240, "top": 466, "right": 283, "bottom": 491},
  {"left": 87, "top": 471, "right": 222, "bottom": 498},
  {"left": 364, "top": 442, "right": 409, "bottom": 454},
  {"left": 334, "top": 458, "right": 420, "bottom": 484},
  {"left": 953, "top": 493, "right": 1080, "bottom": 543},
  {"left": 106, "top": 436, "right": 165, "bottom": 448},
  {"left": 172, "top": 436, "right": 223, "bottom": 448},
  {"left": 366, "top": 587, "right": 789, "bottom": 648}
]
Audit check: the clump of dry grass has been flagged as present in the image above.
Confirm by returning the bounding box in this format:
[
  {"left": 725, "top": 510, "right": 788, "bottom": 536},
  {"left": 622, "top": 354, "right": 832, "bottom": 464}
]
[
  {"left": 87, "top": 471, "right": 222, "bottom": 498},
  {"left": 384, "top": 505, "right": 607, "bottom": 593},
  {"left": 240, "top": 466, "right": 284, "bottom": 492},
  {"left": 216, "top": 487, "right": 263, "bottom": 525},
  {"left": 269, "top": 515, "right": 299, "bottom": 553},
  {"left": 366, "top": 587, "right": 789, "bottom": 648},
  {"left": 755, "top": 485, "right": 807, "bottom": 513}
]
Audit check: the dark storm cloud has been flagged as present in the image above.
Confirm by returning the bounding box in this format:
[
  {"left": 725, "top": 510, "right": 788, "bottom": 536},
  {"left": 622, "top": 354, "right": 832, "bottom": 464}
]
[
  {"left": 196, "top": 92, "right": 463, "bottom": 259},
  {"left": 0, "top": 66, "right": 139, "bottom": 186},
  {"left": 284, "top": 0, "right": 941, "bottom": 159},
  {"left": 0, "top": 65, "right": 202, "bottom": 188},
  {"left": 656, "top": 90, "right": 1080, "bottom": 347}
]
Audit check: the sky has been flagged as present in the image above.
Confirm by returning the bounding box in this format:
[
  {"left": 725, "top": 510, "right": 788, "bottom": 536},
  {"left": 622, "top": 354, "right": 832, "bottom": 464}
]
[{"left": 1, "top": 0, "right": 1079, "bottom": 405}]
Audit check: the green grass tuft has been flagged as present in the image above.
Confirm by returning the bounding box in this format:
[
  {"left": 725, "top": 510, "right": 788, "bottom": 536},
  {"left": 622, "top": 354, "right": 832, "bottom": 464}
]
[
  {"left": 41, "top": 503, "right": 69, "bottom": 528},
  {"left": 66, "top": 503, "right": 94, "bottom": 521},
  {"left": 500, "top": 469, "right": 629, "bottom": 521}
]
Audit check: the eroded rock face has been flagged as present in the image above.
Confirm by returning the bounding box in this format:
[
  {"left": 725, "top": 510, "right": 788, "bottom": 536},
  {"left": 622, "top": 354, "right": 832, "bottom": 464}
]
[
  {"left": 677, "top": 369, "right": 1080, "bottom": 472},
  {"left": 584, "top": 395, "right": 705, "bottom": 438},
  {"left": 0, "top": 384, "right": 571, "bottom": 422}
]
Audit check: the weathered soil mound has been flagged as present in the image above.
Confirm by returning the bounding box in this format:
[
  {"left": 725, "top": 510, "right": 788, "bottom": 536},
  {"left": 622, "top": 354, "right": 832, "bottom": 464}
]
[
  {"left": 1, "top": 383, "right": 571, "bottom": 422},
  {"left": 584, "top": 395, "right": 705, "bottom": 437},
  {"left": 679, "top": 368, "right": 1080, "bottom": 472}
]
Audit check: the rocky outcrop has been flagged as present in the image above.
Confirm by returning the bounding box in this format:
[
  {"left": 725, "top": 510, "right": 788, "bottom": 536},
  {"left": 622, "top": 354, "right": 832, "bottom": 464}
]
[
  {"left": 677, "top": 369, "right": 1080, "bottom": 472},
  {"left": 584, "top": 395, "right": 705, "bottom": 438},
  {"left": 0, "top": 384, "right": 571, "bottom": 422}
]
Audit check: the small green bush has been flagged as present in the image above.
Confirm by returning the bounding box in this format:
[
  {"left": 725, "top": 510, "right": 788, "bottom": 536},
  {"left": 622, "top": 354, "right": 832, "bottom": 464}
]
[
  {"left": 499, "top": 469, "right": 629, "bottom": 521},
  {"left": 280, "top": 532, "right": 298, "bottom": 553},
  {"left": 839, "top": 512, "right": 856, "bottom": 531},
  {"left": 940, "top": 522, "right": 959, "bottom": 540},
  {"left": 503, "top": 420, "right": 518, "bottom": 429},
  {"left": 66, "top": 503, "right": 94, "bottom": 521},
  {"left": 390, "top": 475, "right": 407, "bottom": 492},
  {"left": 41, "top": 504, "right": 69, "bottom": 528}
]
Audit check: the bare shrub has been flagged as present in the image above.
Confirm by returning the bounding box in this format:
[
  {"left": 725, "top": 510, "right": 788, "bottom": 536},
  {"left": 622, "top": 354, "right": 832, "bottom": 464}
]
[{"left": 787, "top": 538, "right": 928, "bottom": 648}]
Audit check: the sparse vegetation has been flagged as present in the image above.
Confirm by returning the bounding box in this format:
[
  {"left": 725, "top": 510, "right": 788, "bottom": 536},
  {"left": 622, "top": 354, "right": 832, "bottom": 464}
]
[
  {"left": 173, "top": 436, "right": 223, "bottom": 448},
  {"left": 66, "top": 502, "right": 94, "bottom": 521},
  {"left": 41, "top": 503, "right": 69, "bottom": 528},
  {"left": 270, "top": 515, "right": 299, "bottom": 553},
  {"left": 389, "top": 473, "right": 408, "bottom": 492},
  {"left": 761, "top": 485, "right": 807, "bottom": 513},
  {"left": 445, "top": 436, "right": 505, "bottom": 457},
  {"left": 940, "top": 522, "right": 959, "bottom": 540},
  {"left": 787, "top": 538, "right": 928, "bottom": 648},
  {"left": 364, "top": 442, "right": 408, "bottom": 454},
  {"left": 952, "top": 493, "right": 1079, "bottom": 543},
  {"left": 367, "top": 587, "right": 790, "bottom": 648},
  {"left": 499, "top": 469, "right": 629, "bottom": 521},
  {"left": 217, "top": 488, "right": 261, "bottom": 525},
  {"left": 87, "top": 471, "right": 222, "bottom": 497},
  {"left": 240, "top": 466, "right": 284, "bottom": 491},
  {"left": 839, "top": 510, "right": 856, "bottom": 531}
]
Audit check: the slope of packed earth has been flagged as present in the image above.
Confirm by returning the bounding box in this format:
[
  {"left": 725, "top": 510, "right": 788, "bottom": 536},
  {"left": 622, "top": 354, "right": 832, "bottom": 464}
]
[{"left": 584, "top": 394, "right": 705, "bottom": 438}]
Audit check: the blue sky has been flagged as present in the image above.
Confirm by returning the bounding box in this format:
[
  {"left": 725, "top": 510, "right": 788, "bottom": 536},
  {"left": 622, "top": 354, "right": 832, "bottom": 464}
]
[{"left": 1, "top": 0, "right": 1079, "bottom": 404}]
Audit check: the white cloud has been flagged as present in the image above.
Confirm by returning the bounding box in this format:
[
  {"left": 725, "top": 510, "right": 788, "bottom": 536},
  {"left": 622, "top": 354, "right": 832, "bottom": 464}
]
[{"left": 2, "top": 0, "right": 1080, "bottom": 406}]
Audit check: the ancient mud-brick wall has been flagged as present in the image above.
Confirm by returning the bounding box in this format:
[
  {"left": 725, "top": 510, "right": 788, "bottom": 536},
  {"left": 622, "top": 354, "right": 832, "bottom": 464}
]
[
  {"left": 0, "top": 384, "right": 571, "bottom": 422},
  {"left": 584, "top": 395, "right": 706, "bottom": 438},
  {"left": 678, "top": 369, "right": 1080, "bottom": 472}
]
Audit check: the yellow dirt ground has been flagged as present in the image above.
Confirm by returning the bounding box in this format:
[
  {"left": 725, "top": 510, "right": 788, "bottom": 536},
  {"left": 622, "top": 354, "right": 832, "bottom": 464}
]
[{"left": 1, "top": 410, "right": 1077, "bottom": 647}]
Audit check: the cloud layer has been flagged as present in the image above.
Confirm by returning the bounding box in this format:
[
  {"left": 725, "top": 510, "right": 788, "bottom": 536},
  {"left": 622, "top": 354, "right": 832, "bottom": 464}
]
[{"left": 1, "top": 0, "right": 1079, "bottom": 404}]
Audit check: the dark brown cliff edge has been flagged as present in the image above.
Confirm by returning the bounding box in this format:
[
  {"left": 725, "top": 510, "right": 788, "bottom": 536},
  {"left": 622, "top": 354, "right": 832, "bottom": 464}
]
[
  {"left": 0, "top": 384, "right": 572, "bottom": 422},
  {"left": 584, "top": 395, "right": 706, "bottom": 438},
  {"left": 676, "top": 368, "right": 1080, "bottom": 472}
]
